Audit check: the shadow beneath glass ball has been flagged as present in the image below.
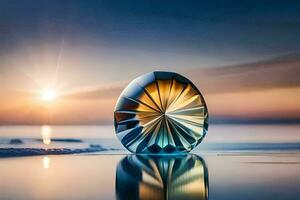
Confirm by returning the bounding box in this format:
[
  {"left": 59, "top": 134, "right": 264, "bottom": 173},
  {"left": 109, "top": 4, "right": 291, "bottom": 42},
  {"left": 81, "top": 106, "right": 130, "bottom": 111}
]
[{"left": 115, "top": 154, "right": 209, "bottom": 200}]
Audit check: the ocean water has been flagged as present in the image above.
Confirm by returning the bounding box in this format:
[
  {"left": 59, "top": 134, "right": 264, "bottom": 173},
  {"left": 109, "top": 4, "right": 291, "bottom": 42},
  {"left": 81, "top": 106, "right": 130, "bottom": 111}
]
[
  {"left": 0, "top": 125, "right": 300, "bottom": 200},
  {"left": 0, "top": 124, "right": 299, "bottom": 153}
]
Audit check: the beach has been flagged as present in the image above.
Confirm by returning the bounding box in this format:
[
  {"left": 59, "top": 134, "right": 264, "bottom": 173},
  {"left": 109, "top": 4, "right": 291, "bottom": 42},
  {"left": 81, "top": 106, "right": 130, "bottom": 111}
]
[
  {"left": 1, "top": 125, "right": 300, "bottom": 200},
  {"left": 1, "top": 153, "right": 300, "bottom": 200}
]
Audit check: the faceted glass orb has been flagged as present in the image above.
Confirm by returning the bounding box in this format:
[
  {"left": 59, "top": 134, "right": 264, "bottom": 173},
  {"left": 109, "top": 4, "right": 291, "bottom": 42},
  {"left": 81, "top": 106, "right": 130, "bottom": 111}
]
[
  {"left": 116, "top": 155, "right": 209, "bottom": 200},
  {"left": 114, "top": 71, "right": 209, "bottom": 153}
]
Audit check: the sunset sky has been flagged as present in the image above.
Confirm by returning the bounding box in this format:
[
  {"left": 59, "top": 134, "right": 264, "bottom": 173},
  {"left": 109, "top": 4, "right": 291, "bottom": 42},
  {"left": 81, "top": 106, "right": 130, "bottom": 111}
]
[{"left": 0, "top": 0, "right": 299, "bottom": 125}]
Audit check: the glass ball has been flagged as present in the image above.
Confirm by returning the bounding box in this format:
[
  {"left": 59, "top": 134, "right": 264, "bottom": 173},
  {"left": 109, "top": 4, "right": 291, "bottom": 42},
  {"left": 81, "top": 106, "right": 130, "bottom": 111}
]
[{"left": 114, "top": 71, "right": 208, "bottom": 153}]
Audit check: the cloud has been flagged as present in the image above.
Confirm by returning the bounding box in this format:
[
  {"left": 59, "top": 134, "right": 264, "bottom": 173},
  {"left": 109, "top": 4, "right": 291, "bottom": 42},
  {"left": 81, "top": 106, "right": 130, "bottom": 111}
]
[
  {"left": 0, "top": 53, "right": 299, "bottom": 125},
  {"left": 184, "top": 52, "right": 300, "bottom": 94},
  {"left": 60, "top": 53, "right": 300, "bottom": 124},
  {"left": 66, "top": 52, "right": 300, "bottom": 99},
  {"left": 63, "top": 84, "right": 126, "bottom": 100}
]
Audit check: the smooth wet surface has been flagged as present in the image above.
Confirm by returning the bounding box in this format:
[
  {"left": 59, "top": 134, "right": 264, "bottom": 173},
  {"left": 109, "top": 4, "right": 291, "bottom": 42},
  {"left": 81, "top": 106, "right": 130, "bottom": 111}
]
[
  {"left": 1, "top": 153, "right": 300, "bottom": 200},
  {"left": 1, "top": 125, "right": 300, "bottom": 199}
]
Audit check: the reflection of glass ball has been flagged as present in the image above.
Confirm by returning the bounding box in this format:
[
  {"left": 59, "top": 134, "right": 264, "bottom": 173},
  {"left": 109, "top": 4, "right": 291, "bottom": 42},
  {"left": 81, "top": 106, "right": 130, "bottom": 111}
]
[
  {"left": 114, "top": 71, "right": 209, "bottom": 153},
  {"left": 116, "top": 155, "right": 209, "bottom": 200}
]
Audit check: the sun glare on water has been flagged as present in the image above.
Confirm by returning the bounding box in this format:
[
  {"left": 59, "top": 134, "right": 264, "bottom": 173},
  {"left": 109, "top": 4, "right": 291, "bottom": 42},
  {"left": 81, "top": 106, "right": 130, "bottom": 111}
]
[
  {"left": 41, "top": 125, "right": 52, "bottom": 145},
  {"left": 42, "top": 89, "right": 58, "bottom": 101},
  {"left": 43, "top": 156, "right": 51, "bottom": 169}
]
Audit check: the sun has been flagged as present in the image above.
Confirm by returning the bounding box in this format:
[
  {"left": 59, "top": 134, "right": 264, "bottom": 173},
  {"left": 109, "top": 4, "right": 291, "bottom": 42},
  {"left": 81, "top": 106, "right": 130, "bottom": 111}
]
[{"left": 41, "top": 89, "right": 58, "bottom": 101}]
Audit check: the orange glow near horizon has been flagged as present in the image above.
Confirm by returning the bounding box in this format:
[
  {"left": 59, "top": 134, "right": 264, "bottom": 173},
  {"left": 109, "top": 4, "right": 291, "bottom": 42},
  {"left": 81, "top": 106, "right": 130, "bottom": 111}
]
[
  {"left": 0, "top": 86, "right": 299, "bottom": 125},
  {"left": 206, "top": 87, "right": 300, "bottom": 119}
]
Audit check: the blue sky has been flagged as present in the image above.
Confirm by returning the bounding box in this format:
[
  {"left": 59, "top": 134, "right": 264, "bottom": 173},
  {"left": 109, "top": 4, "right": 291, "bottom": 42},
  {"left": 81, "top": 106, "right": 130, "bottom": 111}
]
[
  {"left": 1, "top": 0, "right": 300, "bottom": 64},
  {"left": 0, "top": 0, "right": 299, "bottom": 124}
]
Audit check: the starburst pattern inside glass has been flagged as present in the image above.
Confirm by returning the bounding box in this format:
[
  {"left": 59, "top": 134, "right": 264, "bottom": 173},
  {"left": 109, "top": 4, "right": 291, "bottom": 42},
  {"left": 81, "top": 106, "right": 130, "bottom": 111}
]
[
  {"left": 114, "top": 71, "right": 209, "bottom": 153},
  {"left": 116, "top": 155, "right": 209, "bottom": 200}
]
